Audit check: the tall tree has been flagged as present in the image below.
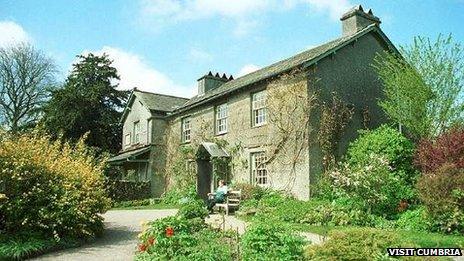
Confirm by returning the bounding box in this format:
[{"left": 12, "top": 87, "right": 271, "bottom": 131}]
[
  {"left": 374, "top": 34, "right": 464, "bottom": 140},
  {"left": 0, "top": 43, "right": 56, "bottom": 132},
  {"left": 42, "top": 53, "right": 127, "bottom": 154}
]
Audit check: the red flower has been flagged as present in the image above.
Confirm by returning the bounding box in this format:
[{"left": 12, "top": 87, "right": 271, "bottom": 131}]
[
  {"left": 138, "top": 243, "right": 147, "bottom": 252},
  {"left": 165, "top": 227, "right": 174, "bottom": 237},
  {"left": 147, "top": 237, "right": 155, "bottom": 246}
]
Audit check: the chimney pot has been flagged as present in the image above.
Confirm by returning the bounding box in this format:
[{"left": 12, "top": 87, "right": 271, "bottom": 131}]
[{"left": 340, "top": 5, "right": 380, "bottom": 36}]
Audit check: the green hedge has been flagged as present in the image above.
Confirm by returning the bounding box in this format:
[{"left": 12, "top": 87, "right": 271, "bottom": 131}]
[{"left": 106, "top": 180, "right": 151, "bottom": 202}]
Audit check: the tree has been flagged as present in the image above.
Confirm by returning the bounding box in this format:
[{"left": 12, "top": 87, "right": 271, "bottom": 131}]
[
  {"left": 374, "top": 34, "right": 464, "bottom": 140},
  {"left": 0, "top": 43, "right": 56, "bottom": 132},
  {"left": 42, "top": 53, "right": 127, "bottom": 154}
]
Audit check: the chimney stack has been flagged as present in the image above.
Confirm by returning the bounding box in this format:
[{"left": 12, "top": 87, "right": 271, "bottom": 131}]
[
  {"left": 197, "top": 71, "right": 233, "bottom": 96},
  {"left": 340, "top": 5, "right": 380, "bottom": 36}
]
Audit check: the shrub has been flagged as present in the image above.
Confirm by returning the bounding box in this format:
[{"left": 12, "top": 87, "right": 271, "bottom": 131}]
[
  {"left": 232, "top": 183, "right": 268, "bottom": 201},
  {"left": 112, "top": 199, "right": 154, "bottom": 208},
  {"left": 415, "top": 126, "right": 464, "bottom": 172},
  {"left": 105, "top": 180, "right": 151, "bottom": 202},
  {"left": 176, "top": 200, "right": 209, "bottom": 220},
  {"left": 0, "top": 132, "right": 110, "bottom": 240},
  {"left": 241, "top": 221, "right": 306, "bottom": 260},
  {"left": 329, "top": 155, "right": 414, "bottom": 216},
  {"left": 161, "top": 185, "right": 197, "bottom": 205},
  {"left": 395, "top": 207, "right": 432, "bottom": 232},
  {"left": 136, "top": 216, "right": 233, "bottom": 260},
  {"left": 417, "top": 164, "right": 464, "bottom": 234},
  {"left": 347, "top": 125, "right": 417, "bottom": 184},
  {"left": 304, "top": 228, "right": 415, "bottom": 260}
]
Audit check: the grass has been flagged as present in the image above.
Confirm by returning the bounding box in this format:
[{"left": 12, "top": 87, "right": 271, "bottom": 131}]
[{"left": 292, "top": 223, "right": 464, "bottom": 248}]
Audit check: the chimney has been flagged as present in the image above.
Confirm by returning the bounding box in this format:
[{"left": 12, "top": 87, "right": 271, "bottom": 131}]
[
  {"left": 197, "top": 71, "right": 233, "bottom": 96},
  {"left": 340, "top": 5, "right": 381, "bottom": 36}
]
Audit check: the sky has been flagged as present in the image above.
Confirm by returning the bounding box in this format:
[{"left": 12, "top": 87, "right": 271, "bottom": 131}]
[{"left": 1, "top": 0, "right": 463, "bottom": 97}]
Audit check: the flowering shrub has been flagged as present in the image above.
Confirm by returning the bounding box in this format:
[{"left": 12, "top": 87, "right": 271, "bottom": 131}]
[
  {"left": 347, "top": 125, "right": 418, "bottom": 184},
  {"left": 417, "top": 164, "right": 464, "bottom": 234},
  {"left": 329, "top": 154, "right": 414, "bottom": 216},
  {"left": 136, "top": 216, "right": 233, "bottom": 260},
  {"left": 415, "top": 126, "right": 464, "bottom": 172},
  {"left": 0, "top": 132, "right": 110, "bottom": 240}
]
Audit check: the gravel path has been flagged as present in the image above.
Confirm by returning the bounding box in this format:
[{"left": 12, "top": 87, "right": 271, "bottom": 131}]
[{"left": 32, "top": 209, "right": 177, "bottom": 261}]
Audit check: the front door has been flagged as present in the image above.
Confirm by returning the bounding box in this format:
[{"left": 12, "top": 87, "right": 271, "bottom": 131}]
[{"left": 196, "top": 159, "right": 212, "bottom": 201}]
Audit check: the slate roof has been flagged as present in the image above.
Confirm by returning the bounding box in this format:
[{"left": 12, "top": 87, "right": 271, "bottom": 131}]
[
  {"left": 173, "top": 24, "right": 391, "bottom": 114},
  {"left": 123, "top": 23, "right": 395, "bottom": 119},
  {"left": 107, "top": 145, "right": 151, "bottom": 163},
  {"left": 133, "top": 90, "right": 189, "bottom": 112}
]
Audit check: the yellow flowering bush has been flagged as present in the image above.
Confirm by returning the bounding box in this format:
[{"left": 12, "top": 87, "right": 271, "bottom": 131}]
[{"left": 0, "top": 131, "right": 110, "bottom": 240}]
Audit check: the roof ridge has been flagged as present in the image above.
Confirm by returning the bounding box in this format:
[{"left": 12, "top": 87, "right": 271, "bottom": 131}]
[
  {"left": 134, "top": 89, "right": 190, "bottom": 100},
  {"left": 230, "top": 24, "right": 375, "bottom": 82}
]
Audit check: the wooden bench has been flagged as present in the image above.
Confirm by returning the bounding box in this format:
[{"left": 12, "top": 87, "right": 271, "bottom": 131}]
[{"left": 214, "top": 189, "right": 242, "bottom": 215}]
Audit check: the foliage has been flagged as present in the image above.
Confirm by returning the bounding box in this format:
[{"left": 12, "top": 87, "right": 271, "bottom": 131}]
[
  {"left": 106, "top": 180, "right": 151, "bottom": 202},
  {"left": 304, "top": 228, "right": 415, "bottom": 260},
  {"left": 161, "top": 184, "right": 197, "bottom": 205},
  {"left": 112, "top": 199, "right": 152, "bottom": 208},
  {"left": 414, "top": 126, "right": 464, "bottom": 172},
  {"left": 318, "top": 92, "right": 354, "bottom": 170},
  {"left": 374, "top": 34, "right": 464, "bottom": 140},
  {"left": 0, "top": 43, "right": 56, "bottom": 132},
  {"left": 0, "top": 131, "right": 110, "bottom": 240},
  {"left": 136, "top": 216, "right": 234, "bottom": 260},
  {"left": 241, "top": 221, "right": 306, "bottom": 261},
  {"left": 232, "top": 183, "right": 268, "bottom": 201},
  {"left": 417, "top": 163, "right": 464, "bottom": 234},
  {"left": 395, "top": 207, "right": 432, "bottom": 232},
  {"left": 0, "top": 232, "right": 79, "bottom": 260},
  {"left": 42, "top": 53, "right": 128, "bottom": 154},
  {"left": 346, "top": 125, "right": 418, "bottom": 184},
  {"left": 330, "top": 154, "right": 414, "bottom": 217},
  {"left": 176, "top": 200, "right": 209, "bottom": 220}
]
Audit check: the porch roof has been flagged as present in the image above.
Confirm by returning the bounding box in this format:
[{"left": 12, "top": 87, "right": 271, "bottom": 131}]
[
  {"left": 107, "top": 146, "right": 151, "bottom": 164},
  {"left": 201, "top": 142, "right": 229, "bottom": 157}
]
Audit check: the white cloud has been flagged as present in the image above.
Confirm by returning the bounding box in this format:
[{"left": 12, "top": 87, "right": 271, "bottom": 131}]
[
  {"left": 0, "top": 21, "right": 31, "bottom": 48},
  {"left": 237, "top": 64, "right": 261, "bottom": 77},
  {"left": 82, "top": 46, "right": 194, "bottom": 97},
  {"left": 139, "top": 0, "right": 353, "bottom": 35},
  {"left": 189, "top": 48, "right": 213, "bottom": 62}
]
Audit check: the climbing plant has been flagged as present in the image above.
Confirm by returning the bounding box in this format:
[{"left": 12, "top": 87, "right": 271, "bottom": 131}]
[{"left": 317, "top": 92, "right": 354, "bottom": 171}]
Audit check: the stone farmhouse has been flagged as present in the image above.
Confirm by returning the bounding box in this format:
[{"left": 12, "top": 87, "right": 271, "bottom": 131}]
[{"left": 108, "top": 5, "right": 396, "bottom": 200}]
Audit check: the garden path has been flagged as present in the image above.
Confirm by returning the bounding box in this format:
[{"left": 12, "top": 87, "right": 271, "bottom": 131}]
[
  {"left": 32, "top": 209, "right": 177, "bottom": 261},
  {"left": 205, "top": 214, "right": 324, "bottom": 245}
]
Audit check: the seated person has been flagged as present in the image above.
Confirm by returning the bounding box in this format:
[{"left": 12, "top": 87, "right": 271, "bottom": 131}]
[{"left": 207, "top": 180, "right": 228, "bottom": 212}]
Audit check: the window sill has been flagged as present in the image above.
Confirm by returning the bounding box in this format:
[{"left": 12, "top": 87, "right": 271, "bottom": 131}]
[
  {"left": 216, "top": 131, "right": 228, "bottom": 136},
  {"left": 251, "top": 122, "right": 267, "bottom": 129}
]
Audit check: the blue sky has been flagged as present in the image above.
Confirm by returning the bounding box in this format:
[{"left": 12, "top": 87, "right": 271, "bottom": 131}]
[{"left": 1, "top": 0, "right": 463, "bottom": 97}]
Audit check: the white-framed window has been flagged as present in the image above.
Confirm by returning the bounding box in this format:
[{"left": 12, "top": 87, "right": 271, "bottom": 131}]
[
  {"left": 181, "top": 116, "right": 191, "bottom": 143},
  {"left": 252, "top": 90, "right": 266, "bottom": 127},
  {"left": 124, "top": 133, "right": 131, "bottom": 147},
  {"left": 215, "top": 103, "right": 228, "bottom": 134},
  {"left": 251, "top": 152, "right": 268, "bottom": 186},
  {"left": 134, "top": 121, "right": 141, "bottom": 143}
]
